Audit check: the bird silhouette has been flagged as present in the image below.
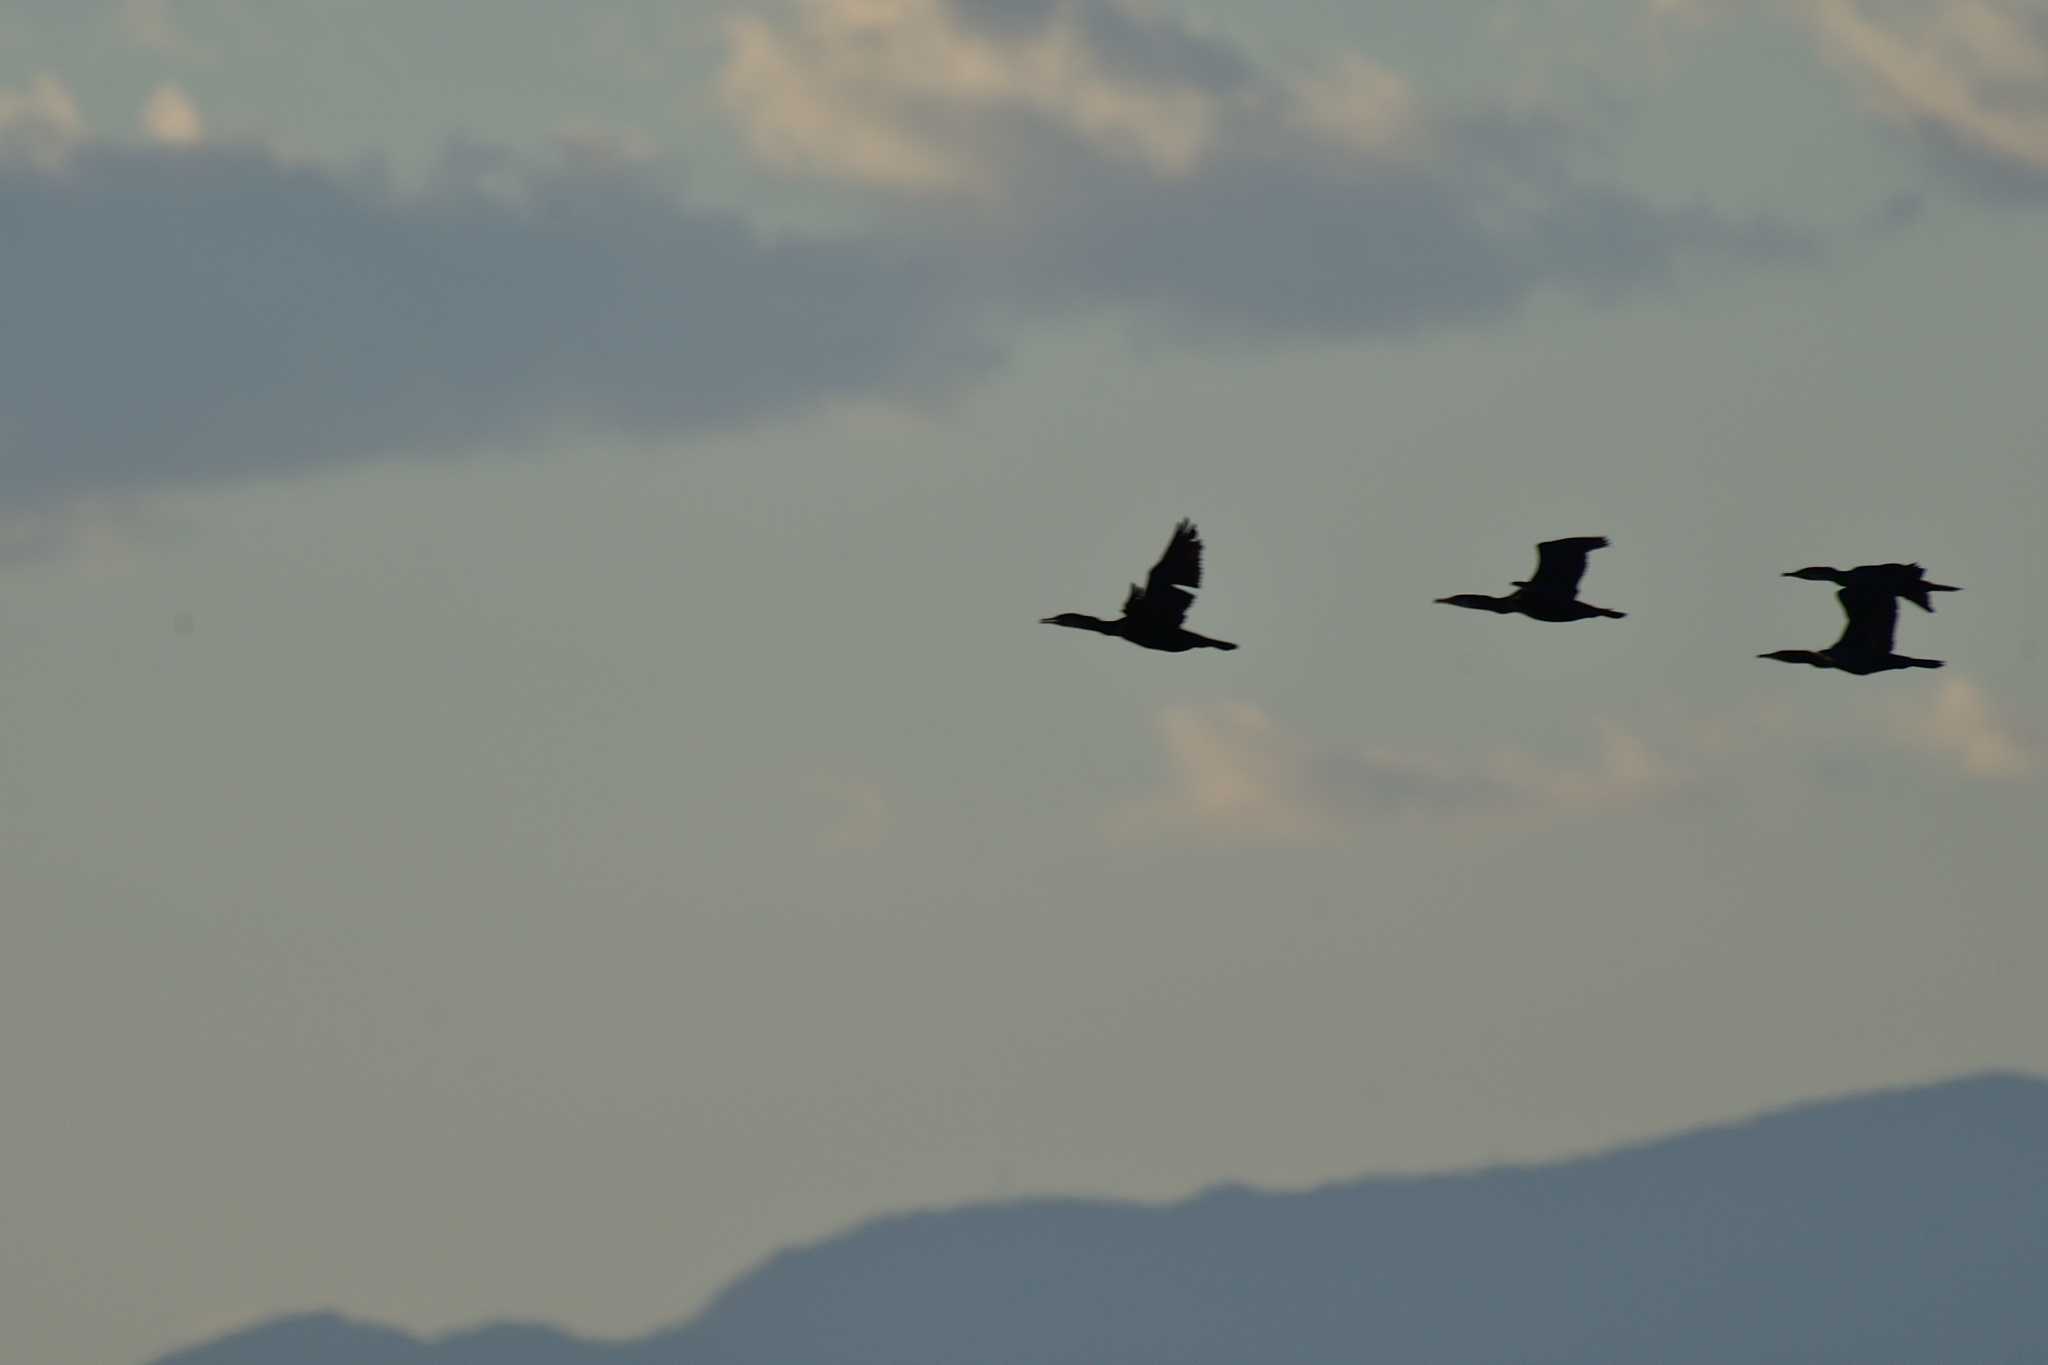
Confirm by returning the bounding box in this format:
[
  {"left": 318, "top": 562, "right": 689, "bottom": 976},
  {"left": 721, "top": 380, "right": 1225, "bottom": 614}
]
[
  {"left": 1782, "top": 562, "right": 1958, "bottom": 614},
  {"left": 1435, "top": 536, "right": 1626, "bottom": 622},
  {"left": 1042, "top": 519, "right": 1238, "bottom": 652},
  {"left": 1760, "top": 581, "right": 1943, "bottom": 674}
]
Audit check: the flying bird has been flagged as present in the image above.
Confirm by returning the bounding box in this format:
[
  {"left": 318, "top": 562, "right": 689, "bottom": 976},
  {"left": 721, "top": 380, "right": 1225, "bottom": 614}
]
[
  {"left": 1782, "top": 562, "right": 1958, "bottom": 613},
  {"left": 1435, "top": 536, "right": 1627, "bottom": 622},
  {"left": 1042, "top": 519, "right": 1238, "bottom": 652},
  {"left": 1760, "top": 582, "right": 1943, "bottom": 675}
]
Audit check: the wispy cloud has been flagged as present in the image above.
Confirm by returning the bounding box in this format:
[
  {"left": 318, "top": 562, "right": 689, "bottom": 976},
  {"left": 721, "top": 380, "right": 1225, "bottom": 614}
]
[
  {"left": 1812, "top": 0, "right": 2048, "bottom": 195},
  {"left": 0, "top": 3, "right": 1819, "bottom": 518},
  {"left": 117, "top": 0, "right": 216, "bottom": 63},
  {"left": 140, "top": 83, "right": 204, "bottom": 147},
  {"left": 722, "top": 0, "right": 1814, "bottom": 341},
  {"left": 1884, "top": 676, "right": 2036, "bottom": 779},
  {"left": 1110, "top": 681, "right": 2037, "bottom": 847},
  {"left": 0, "top": 73, "right": 83, "bottom": 167},
  {"left": 1108, "top": 703, "right": 1676, "bottom": 847},
  {"left": 1642, "top": 0, "right": 2048, "bottom": 198},
  {"left": 722, "top": 0, "right": 1252, "bottom": 189}
]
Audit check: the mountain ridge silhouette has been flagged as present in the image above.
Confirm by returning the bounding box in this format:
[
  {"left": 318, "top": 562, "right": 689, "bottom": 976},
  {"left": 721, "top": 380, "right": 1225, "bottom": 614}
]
[{"left": 147, "top": 1071, "right": 2048, "bottom": 1365}]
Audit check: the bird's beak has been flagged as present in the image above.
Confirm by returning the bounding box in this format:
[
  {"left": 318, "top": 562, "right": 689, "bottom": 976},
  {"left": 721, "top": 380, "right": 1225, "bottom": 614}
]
[{"left": 1039, "top": 616, "right": 1057, "bottom": 624}]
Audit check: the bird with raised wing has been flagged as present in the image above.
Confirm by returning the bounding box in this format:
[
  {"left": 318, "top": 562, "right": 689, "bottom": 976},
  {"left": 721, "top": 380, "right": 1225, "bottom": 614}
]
[
  {"left": 1782, "top": 562, "right": 1958, "bottom": 614},
  {"left": 1760, "top": 581, "right": 1943, "bottom": 675},
  {"left": 1042, "top": 519, "right": 1239, "bottom": 652},
  {"left": 1435, "top": 536, "right": 1627, "bottom": 622}
]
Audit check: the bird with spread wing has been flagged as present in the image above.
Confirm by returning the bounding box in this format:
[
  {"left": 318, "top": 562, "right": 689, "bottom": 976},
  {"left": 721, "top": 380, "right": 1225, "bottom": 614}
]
[
  {"left": 1762, "top": 573, "right": 1947, "bottom": 675},
  {"left": 1042, "top": 519, "right": 1239, "bottom": 653},
  {"left": 1435, "top": 536, "right": 1627, "bottom": 623},
  {"left": 1781, "top": 562, "right": 1958, "bottom": 614}
]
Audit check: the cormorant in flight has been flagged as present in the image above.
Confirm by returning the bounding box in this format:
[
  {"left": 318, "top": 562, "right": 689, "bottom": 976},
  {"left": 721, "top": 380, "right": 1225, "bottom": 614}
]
[
  {"left": 1435, "top": 536, "right": 1626, "bottom": 622},
  {"left": 1760, "top": 582, "right": 1943, "bottom": 674},
  {"left": 1782, "top": 562, "right": 1958, "bottom": 614},
  {"left": 1042, "top": 519, "right": 1238, "bottom": 652}
]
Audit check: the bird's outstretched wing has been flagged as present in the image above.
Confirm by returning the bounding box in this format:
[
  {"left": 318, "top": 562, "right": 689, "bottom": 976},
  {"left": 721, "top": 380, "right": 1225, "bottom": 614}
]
[
  {"left": 1523, "top": 536, "right": 1609, "bottom": 598},
  {"left": 1863, "top": 562, "right": 1956, "bottom": 613},
  {"left": 1126, "top": 519, "right": 1202, "bottom": 626},
  {"left": 1832, "top": 584, "right": 1899, "bottom": 657}
]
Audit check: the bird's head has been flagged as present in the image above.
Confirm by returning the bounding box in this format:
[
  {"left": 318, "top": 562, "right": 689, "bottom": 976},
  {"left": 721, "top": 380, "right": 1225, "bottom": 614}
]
[
  {"left": 1041, "top": 612, "right": 1109, "bottom": 632},
  {"left": 1783, "top": 566, "right": 1845, "bottom": 583}
]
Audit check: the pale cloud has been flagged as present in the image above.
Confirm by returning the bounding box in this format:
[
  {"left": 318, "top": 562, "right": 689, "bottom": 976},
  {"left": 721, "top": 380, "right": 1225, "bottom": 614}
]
[
  {"left": 802, "top": 774, "right": 894, "bottom": 851},
  {"left": 1485, "top": 723, "right": 1676, "bottom": 807},
  {"left": 1109, "top": 703, "right": 1336, "bottom": 847},
  {"left": 1811, "top": 0, "right": 2048, "bottom": 188},
  {"left": 118, "top": 0, "right": 215, "bottom": 63},
  {"left": 141, "top": 83, "right": 204, "bottom": 147},
  {"left": 722, "top": 0, "right": 1812, "bottom": 340},
  {"left": 720, "top": 0, "right": 1247, "bottom": 192},
  {"left": 1885, "top": 677, "right": 2036, "bottom": 779},
  {"left": 723, "top": 9, "right": 964, "bottom": 188},
  {"left": 1110, "top": 685, "right": 2035, "bottom": 849},
  {"left": 1287, "top": 55, "right": 1421, "bottom": 157},
  {"left": 0, "top": 74, "right": 84, "bottom": 168},
  {"left": 0, "top": 2, "right": 1813, "bottom": 515},
  {"left": 1693, "top": 679, "right": 2037, "bottom": 786},
  {"left": 1109, "top": 703, "right": 1677, "bottom": 847},
  {"left": 1642, "top": 0, "right": 2048, "bottom": 193}
]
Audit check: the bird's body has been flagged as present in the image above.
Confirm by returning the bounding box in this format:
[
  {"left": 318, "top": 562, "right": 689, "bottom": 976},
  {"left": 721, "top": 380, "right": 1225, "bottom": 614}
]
[
  {"left": 1043, "top": 519, "right": 1238, "bottom": 653},
  {"left": 1783, "top": 562, "right": 1958, "bottom": 614},
  {"left": 1761, "top": 583, "right": 1944, "bottom": 675},
  {"left": 1436, "top": 537, "right": 1626, "bottom": 622}
]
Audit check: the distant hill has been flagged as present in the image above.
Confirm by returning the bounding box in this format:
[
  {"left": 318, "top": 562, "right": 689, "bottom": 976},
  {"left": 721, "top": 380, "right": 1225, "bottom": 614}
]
[{"left": 148, "top": 1072, "right": 2048, "bottom": 1365}]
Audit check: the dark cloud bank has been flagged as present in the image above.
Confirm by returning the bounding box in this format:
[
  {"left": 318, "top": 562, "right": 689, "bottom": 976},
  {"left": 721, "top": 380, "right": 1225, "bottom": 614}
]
[
  {"left": 955, "top": 116, "right": 1813, "bottom": 342},
  {"left": 0, "top": 143, "right": 980, "bottom": 501},
  {"left": 1, "top": 0, "right": 1818, "bottom": 503}
]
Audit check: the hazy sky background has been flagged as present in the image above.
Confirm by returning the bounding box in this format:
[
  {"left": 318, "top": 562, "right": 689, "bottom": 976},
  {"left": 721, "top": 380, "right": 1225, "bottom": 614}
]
[{"left": 3, "top": 2, "right": 2045, "bottom": 1362}]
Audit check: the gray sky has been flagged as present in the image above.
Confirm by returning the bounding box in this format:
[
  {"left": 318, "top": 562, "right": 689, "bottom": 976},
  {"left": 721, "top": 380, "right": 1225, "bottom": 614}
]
[{"left": 3, "top": 3, "right": 2045, "bottom": 1362}]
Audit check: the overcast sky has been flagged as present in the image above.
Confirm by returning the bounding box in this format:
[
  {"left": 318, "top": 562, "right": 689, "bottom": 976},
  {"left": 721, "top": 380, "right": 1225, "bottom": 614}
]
[{"left": 4, "top": 3, "right": 2046, "bottom": 1362}]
